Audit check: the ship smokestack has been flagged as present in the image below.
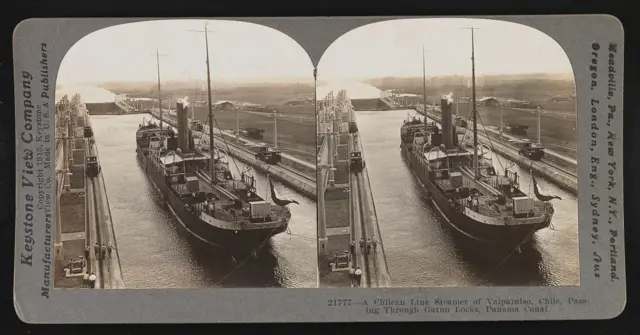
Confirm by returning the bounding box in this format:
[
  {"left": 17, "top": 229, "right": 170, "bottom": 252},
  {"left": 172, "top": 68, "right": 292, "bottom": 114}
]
[
  {"left": 176, "top": 101, "right": 190, "bottom": 153},
  {"left": 441, "top": 93, "right": 454, "bottom": 149}
]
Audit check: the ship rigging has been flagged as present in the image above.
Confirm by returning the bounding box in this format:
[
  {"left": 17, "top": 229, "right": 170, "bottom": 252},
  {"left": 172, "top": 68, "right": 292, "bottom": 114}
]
[
  {"left": 134, "top": 22, "right": 293, "bottom": 253},
  {"left": 398, "top": 28, "right": 557, "bottom": 251}
]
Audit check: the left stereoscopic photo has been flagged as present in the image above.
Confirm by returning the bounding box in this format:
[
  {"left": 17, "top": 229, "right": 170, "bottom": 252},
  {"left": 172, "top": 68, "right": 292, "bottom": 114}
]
[{"left": 53, "top": 19, "right": 317, "bottom": 289}]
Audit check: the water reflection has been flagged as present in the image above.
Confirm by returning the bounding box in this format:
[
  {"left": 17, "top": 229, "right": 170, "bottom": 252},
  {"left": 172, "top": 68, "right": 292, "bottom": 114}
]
[{"left": 448, "top": 233, "right": 549, "bottom": 286}]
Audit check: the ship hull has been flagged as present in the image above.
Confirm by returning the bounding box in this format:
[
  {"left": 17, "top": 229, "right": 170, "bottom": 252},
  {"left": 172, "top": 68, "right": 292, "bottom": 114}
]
[
  {"left": 400, "top": 142, "right": 550, "bottom": 250},
  {"left": 136, "top": 143, "right": 288, "bottom": 252}
]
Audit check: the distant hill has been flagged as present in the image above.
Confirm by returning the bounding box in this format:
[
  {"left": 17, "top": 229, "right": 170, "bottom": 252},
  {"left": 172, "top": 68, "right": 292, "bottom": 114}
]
[
  {"left": 94, "top": 80, "right": 315, "bottom": 106},
  {"left": 55, "top": 85, "right": 116, "bottom": 103},
  {"left": 364, "top": 73, "right": 575, "bottom": 102},
  {"left": 94, "top": 77, "right": 314, "bottom": 92}
]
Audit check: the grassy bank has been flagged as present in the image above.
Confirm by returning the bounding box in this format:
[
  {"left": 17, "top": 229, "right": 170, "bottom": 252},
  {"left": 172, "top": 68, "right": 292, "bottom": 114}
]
[
  {"left": 192, "top": 106, "right": 316, "bottom": 162},
  {"left": 451, "top": 102, "right": 576, "bottom": 159}
]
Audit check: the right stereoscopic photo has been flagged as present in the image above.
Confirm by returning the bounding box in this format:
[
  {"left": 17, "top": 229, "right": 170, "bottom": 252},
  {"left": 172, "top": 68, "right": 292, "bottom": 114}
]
[{"left": 316, "top": 18, "right": 579, "bottom": 288}]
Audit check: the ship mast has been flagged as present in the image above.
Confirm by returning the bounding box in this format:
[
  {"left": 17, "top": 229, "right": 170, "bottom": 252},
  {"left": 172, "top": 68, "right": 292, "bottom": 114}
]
[
  {"left": 422, "top": 46, "right": 427, "bottom": 130},
  {"left": 196, "top": 22, "right": 217, "bottom": 183},
  {"left": 469, "top": 27, "right": 479, "bottom": 179},
  {"left": 155, "top": 49, "right": 164, "bottom": 135}
]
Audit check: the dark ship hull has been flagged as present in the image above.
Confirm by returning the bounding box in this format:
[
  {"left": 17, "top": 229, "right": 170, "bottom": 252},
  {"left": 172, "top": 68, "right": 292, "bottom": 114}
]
[
  {"left": 136, "top": 144, "right": 288, "bottom": 252},
  {"left": 400, "top": 142, "right": 550, "bottom": 250}
]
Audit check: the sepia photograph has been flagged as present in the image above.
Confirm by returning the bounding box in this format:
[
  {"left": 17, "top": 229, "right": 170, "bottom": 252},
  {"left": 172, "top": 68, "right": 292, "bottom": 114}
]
[
  {"left": 317, "top": 18, "right": 579, "bottom": 288},
  {"left": 53, "top": 19, "right": 317, "bottom": 289},
  {"left": 13, "top": 14, "right": 625, "bottom": 323}
]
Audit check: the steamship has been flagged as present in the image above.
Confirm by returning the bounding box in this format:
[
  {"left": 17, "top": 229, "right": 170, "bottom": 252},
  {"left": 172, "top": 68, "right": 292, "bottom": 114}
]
[
  {"left": 136, "top": 101, "right": 291, "bottom": 250},
  {"left": 399, "top": 34, "right": 556, "bottom": 250},
  {"left": 134, "top": 37, "right": 292, "bottom": 251}
]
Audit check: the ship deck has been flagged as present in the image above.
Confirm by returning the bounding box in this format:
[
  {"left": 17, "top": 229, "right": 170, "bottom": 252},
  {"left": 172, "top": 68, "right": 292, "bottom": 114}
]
[
  {"left": 194, "top": 172, "right": 249, "bottom": 201},
  {"left": 169, "top": 173, "right": 287, "bottom": 223},
  {"left": 435, "top": 167, "right": 549, "bottom": 219},
  {"left": 469, "top": 195, "right": 548, "bottom": 219}
]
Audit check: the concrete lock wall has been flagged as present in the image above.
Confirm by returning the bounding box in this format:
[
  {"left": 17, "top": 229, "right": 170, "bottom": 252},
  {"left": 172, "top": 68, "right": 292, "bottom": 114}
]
[
  {"left": 219, "top": 142, "right": 316, "bottom": 199},
  {"left": 473, "top": 132, "right": 578, "bottom": 193}
]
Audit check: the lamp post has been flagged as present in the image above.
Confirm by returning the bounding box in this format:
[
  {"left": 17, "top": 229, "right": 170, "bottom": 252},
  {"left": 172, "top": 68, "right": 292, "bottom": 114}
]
[
  {"left": 272, "top": 109, "right": 281, "bottom": 149},
  {"left": 536, "top": 106, "right": 542, "bottom": 145},
  {"left": 499, "top": 102, "right": 504, "bottom": 141},
  {"left": 235, "top": 107, "right": 240, "bottom": 144}
]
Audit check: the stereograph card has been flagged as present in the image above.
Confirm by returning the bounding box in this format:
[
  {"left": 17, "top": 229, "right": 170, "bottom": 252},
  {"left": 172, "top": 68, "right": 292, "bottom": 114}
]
[{"left": 13, "top": 15, "right": 624, "bottom": 323}]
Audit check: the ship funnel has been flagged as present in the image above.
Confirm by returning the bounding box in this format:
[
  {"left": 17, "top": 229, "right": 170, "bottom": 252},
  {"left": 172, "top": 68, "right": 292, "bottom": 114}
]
[
  {"left": 176, "top": 101, "right": 191, "bottom": 153},
  {"left": 441, "top": 93, "right": 454, "bottom": 149}
]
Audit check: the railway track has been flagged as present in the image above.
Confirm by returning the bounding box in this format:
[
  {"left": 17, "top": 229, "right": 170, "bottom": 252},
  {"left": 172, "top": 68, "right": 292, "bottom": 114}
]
[
  {"left": 209, "top": 132, "right": 315, "bottom": 182},
  {"left": 351, "top": 174, "right": 371, "bottom": 288},
  {"left": 85, "top": 174, "right": 100, "bottom": 288},
  {"left": 478, "top": 127, "right": 578, "bottom": 179},
  {"left": 347, "top": 133, "right": 379, "bottom": 288},
  {"left": 276, "top": 142, "right": 316, "bottom": 155},
  {"left": 540, "top": 159, "right": 577, "bottom": 178},
  {"left": 214, "top": 127, "right": 315, "bottom": 156},
  {"left": 229, "top": 132, "right": 316, "bottom": 163},
  {"left": 539, "top": 137, "right": 578, "bottom": 151},
  {"left": 357, "top": 175, "right": 380, "bottom": 287},
  {"left": 496, "top": 138, "right": 577, "bottom": 178},
  {"left": 276, "top": 162, "right": 314, "bottom": 183},
  {"left": 426, "top": 108, "right": 578, "bottom": 166},
  {"left": 217, "top": 132, "right": 315, "bottom": 183},
  {"left": 86, "top": 143, "right": 112, "bottom": 289},
  {"left": 85, "top": 145, "right": 105, "bottom": 289},
  {"left": 347, "top": 135, "right": 366, "bottom": 287},
  {"left": 357, "top": 179, "right": 372, "bottom": 287},
  {"left": 91, "top": 177, "right": 108, "bottom": 288}
]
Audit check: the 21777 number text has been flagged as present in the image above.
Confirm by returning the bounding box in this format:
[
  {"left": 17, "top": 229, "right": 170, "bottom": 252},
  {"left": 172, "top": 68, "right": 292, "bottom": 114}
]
[{"left": 328, "top": 299, "right": 352, "bottom": 307}]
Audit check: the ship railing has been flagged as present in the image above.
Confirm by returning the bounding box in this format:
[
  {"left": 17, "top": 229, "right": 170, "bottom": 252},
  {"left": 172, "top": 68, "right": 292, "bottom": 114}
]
[
  {"left": 449, "top": 160, "right": 466, "bottom": 169},
  {"left": 429, "top": 168, "right": 451, "bottom": 180},
  {"left": 505, "top": 169, "right": 520, "bottom": 186},
  {"left": 461, "top": 179, "right": 476, "bottom": 190},
  {"left": 482, "top": 176, "right": 500, "bottom": 190},
  {"left": 265, "top": 206, "right": 288, "bottom": 222},
  {"left": 459, "top": 198, "right": 499, "bottom": 217},
  {"left": 240, "top": 172, "right": 257, "bottom": 192},
  {"left": 214, "top": 209, "right": 240, "bottom": 223},
  {"left": 197, "top": 202, "right": 284, "bottom": 224},
  {"left": 477, "top": 204, "right": 499, "bottom": 217},
  {"left": 218, "top": 179, "right": 247, "bottom": 192},
  {"left": 460, "top": 198, "right": 473, "bottom": 210},
  {"left": 534, "top": 201, "right": 554, "bottom": 215},
  {"left": 194, "top": 201, "right": 242, "bottom": 222},
  {"left": 211, "top": 175, "right": 252, "bottom": 195},
  {"left": 170, "top": 183, "right": 194, "bottom": 196}
]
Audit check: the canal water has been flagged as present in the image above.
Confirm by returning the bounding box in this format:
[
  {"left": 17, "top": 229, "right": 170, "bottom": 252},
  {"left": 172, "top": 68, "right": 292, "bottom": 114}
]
[
  {"left": 356, "top": 109, "right": 579, "bottom": 287},
  {"left": 90, "top": 114, "right": 317, "bottom": 288}
]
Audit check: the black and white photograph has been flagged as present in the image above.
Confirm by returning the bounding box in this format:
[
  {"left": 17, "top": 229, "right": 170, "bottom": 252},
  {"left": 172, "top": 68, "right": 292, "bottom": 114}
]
[
  {"left": 53, "top": 19, "right": 317, "bottom": 289},
  {"left": 317, "top": 18, "right": 579, "bottom": 288},
  {"left": 13, "top": 15, "right": 624, "bottom": 323}
]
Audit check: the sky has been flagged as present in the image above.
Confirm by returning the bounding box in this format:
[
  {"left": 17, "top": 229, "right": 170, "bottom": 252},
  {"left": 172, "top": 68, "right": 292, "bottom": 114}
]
[
  {"left": 57, "top": 20, "right": 314, "bottom": 85},
  {"left": 58, "top": 18, "right": 574, "bottom": 86},
  {"left": 318, "top": 18, "right": 574, "bottom": 81},
  {"left": 317, "top": 81, "right": 382, "bottom": 100}
]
